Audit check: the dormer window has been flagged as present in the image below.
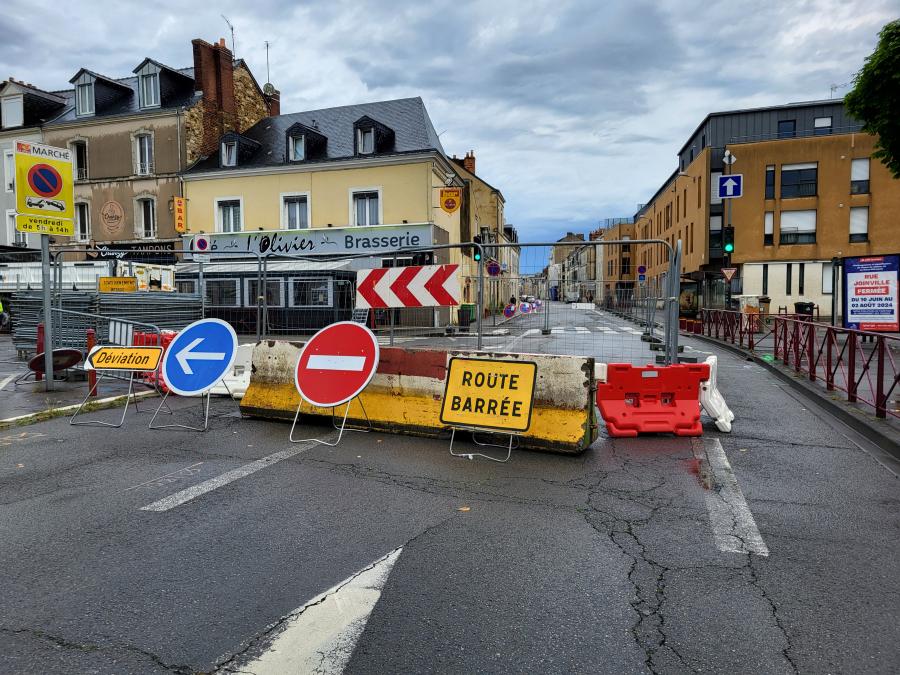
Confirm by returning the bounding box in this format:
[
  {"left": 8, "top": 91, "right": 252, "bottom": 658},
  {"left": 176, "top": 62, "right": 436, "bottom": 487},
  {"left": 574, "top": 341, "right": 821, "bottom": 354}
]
[
  {"left": 1, "top": 95, "right": 23, "bottom": 128},
  {"left": 357, "top": 128, "right": 374, "bottom": 154},
  {"left": 289, "top": 134, "right": 305, "bottom": 161},
  {"left": 222, "top": 141, "right": 237, "bottom": 167},
  {"left": 139, "top": 72, "right": 160, "bottom": 108},
  {"left": 75, "top": 82, "right": 94, "bottom": 116}
]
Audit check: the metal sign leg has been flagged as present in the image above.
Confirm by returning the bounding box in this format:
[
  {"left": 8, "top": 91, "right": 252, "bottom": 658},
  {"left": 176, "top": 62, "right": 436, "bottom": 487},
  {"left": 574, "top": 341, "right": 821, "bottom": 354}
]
[
  {"left": 449, "top": 427, "right": 516, "bottom": 463},
  {"left": 331, "top": 396, "right": 372, "bottom": 434},
  {"left": 70, "top": 372, "right": 136, "bottom": 428},
  {"left": 291, "top": 396, "right": 370, "bottom": 447},
  {"left": 149, "top": 390, "right": 212, "bottom": 432}
]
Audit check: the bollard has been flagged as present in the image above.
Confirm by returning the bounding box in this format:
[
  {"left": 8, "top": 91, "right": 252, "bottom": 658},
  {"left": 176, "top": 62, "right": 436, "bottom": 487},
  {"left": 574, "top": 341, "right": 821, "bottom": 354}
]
[
  {"left": 86, "top": 328, "right": 98, "bottom": 397},
  {"left": 36, "top": 322, "right": 44, "bottom": 381}
]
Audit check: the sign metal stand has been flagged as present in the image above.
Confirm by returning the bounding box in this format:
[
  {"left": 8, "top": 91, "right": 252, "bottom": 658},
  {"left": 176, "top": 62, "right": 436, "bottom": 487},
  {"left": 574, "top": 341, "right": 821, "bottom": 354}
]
[
  {"left": 149, "top": 379, "right": 239, "bottom": 432},
  {"left": 289, "top": 396, "right": 373, "bottom": 447},
  {"left": 449, "top": 426, "right": 521, "bottom": 463}
]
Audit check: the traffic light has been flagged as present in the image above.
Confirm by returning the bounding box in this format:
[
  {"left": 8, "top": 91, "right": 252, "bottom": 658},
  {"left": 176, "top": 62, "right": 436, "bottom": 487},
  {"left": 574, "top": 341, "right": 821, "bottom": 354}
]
[
  {"left": 473, "top": 235, "right": 482, "bottom": 261},
  {"left": 723, "top": 226, "right": 735, "bottom": 254}
]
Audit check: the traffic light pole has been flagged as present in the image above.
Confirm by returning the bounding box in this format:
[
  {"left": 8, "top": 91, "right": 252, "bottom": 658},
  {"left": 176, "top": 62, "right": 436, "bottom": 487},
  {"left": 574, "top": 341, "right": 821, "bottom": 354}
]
[{"left": 724, "top": 151, "right": 733, "bottom": 310}]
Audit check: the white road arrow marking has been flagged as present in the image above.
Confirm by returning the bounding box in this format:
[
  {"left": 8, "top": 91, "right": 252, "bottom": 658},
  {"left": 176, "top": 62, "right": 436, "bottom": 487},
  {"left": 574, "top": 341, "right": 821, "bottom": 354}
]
[{"left": 174, "top": 337, "right": 225, "bottom": 375}]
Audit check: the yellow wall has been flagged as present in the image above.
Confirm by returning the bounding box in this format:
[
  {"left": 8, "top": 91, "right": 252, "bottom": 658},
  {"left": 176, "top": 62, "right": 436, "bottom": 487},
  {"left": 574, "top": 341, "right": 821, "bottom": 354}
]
[{"left": 183, "top": 160, "right": 440, "bottom": 231}]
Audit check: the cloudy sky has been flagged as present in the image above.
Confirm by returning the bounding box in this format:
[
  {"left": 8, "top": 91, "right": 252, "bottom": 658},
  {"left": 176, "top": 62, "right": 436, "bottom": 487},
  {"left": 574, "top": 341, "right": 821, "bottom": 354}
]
[{"left": 0, "top": 0, "right": 894, "bottom": 242}]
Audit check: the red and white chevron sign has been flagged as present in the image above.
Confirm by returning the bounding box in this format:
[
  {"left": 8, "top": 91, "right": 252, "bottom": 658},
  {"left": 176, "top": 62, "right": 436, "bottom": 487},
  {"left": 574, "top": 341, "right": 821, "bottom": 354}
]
[{"left": 356, "top": 264, "right": 461, "bottom": 308}]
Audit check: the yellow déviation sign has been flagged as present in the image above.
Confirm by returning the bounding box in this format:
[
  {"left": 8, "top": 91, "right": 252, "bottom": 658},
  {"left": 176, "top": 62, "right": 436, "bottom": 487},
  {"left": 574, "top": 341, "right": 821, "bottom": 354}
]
[
  {"left": 85, "top": 346, "right": 163, "bottom": 372},
  {"left": 99, "top": 276, "right": 138, "bottom": 293},
  {"left": 14, "top": 140, "right": 75, "bottom": 221},
  {"left": 440, "top": 357, "right": 537, "bottom": 432}
]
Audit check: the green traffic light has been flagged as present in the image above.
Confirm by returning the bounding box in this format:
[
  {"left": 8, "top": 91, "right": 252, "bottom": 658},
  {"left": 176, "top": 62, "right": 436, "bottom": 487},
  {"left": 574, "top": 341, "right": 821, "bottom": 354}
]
[
  {"left": 724, "top": 243, "right": 734, "bottom": 253},
  {"left": 474, "top": 253, "right": 482, "bottom": 261}
]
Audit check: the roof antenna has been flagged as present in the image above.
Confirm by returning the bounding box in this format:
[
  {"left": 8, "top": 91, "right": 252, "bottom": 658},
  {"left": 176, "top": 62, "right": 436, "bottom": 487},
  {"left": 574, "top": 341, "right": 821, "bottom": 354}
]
[
  {"left": 264, "top": 41, "right": 271, "bottom": 84},
  {"left": 221, "top": 15, "right": 235, "bottom": 56}
]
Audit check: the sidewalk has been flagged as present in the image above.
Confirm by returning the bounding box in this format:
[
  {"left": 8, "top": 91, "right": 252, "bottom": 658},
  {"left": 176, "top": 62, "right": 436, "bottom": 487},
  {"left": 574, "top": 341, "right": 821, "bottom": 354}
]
[{"left": 0, "top": 335, "right": 145, "bottom": 426}]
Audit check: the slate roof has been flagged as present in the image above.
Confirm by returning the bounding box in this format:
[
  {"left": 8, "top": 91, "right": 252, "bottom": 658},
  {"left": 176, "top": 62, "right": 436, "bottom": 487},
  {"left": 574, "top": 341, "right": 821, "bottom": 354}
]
[
  {"left": 46, "top": 67, "right": 197, "bottom": 125},
  {"left": 187, "top": 97, "right": 445, "bottom": 173}
]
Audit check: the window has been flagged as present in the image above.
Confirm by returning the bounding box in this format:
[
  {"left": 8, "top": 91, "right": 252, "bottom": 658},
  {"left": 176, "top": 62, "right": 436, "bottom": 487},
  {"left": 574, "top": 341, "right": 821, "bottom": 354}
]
[
  {"left": 850, "top": 158, "right": 869, "bottom": 194},
  {"left": 352, "top": 190, "right": 379, "bottom": 226},
  {"left": 710, "top": 171, "right": 722, "bottom": 205},
  {"left": 3, "top": 151, "right": 13, "bottom": 192},
  {"left": 136, "top": 198, "right": 156, "bottom": 238},
  {"left": 246, "top": 279, "right": 283, "bottom": 307},
  {"left": 282, "top": 195, "right": 309, "bottom": 230},
  {"left": 76, "top": 82, "right": 94, "bottom": 116},
  {"left": 139, "top": 72, "right": 159, "bottom": 108},
  {"left": 607, "top": 260, "right": 613, "bottom": 277},
  {"left": 135, "top": 134, "right": 153, "bottom": 175},
  {"left": 799, "top": 263, "right": 805, "bottom": 295},
  {"left": 762, "top": 264, "right": 769, "bottom": 295},
  {"left": 765, "top": 165, "right": 775, "bottom": 199},
  {"left": 701, "top": 134, "right": 706, "bottom": 149},
  {"left": 849, "top": 206, "right": 868, "bottom": 243},
  {"left": 814, "top": 116, "right": 832, "bottom": 135},
  {"left": 786, "top": 264, "right": 792, "bottom": 295},
  {"left": 777, "top": 119, "right": 795, "bottom": 138},
  {"left": 357, "top": 128, "right": 374, "bottom": 154},
  {"left": 781, "top": 162, "right": 817, "bottom": 198},
  {"left": 822, "top": 263, "right": 833, "bottom": 294},
  {"left": 217, "top": 199, "right": 242, "bottom": 233},
  {"left": 72, "top": 141, "right": 88, "bottom": 180},
  {"left": 289, "top": 134, "right": 305, "bottom": 161},
  {"left": 7, "top": 209, "right": 26, "bottom": 246},
  {"left": 205, "top": 279, "right": 240, "bottom": 306},
  {"left": 1, "top": 95, "right": 24, "bottom": 128},
  {"left": 382, "top": 257, "right": 414, "bottom": 268},
  {"left": 176, "top": 279, "right": 196, "bottom": 294},
  {"left": 621, "top": 258, "right": 631, "bottom": 276},
  {"left": 764, "top": 211, "right": 774, "bottom": 246},
  {"left": 222, "top": 141, "right": 237, "bottom": 167},
  {"left": 75, "top": 202, "right": 90, "bottom": 241},
  {"left": 291, "top": 279, "right": 332, "bottom": 307},
  {"left": 779, "top": 209, "right": 816, "bottom": 244},
  {"left": 709, "top": 214, "right": 722, "bottom": 250}
]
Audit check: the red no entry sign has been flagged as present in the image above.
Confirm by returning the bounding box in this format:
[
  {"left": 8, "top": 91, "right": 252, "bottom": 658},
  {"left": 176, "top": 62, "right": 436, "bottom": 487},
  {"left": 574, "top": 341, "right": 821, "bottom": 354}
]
[{"left": 295, "top": 321, "right": 380, "bottom": 407}]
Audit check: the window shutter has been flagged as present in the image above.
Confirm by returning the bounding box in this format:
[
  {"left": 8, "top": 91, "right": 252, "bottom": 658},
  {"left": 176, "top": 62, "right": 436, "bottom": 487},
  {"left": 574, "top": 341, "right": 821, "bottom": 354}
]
[
  {"left": 849, "top": 207, "right": 868, "bottom": 234},
  {"left": 764, "top": 212, "right": 773, "bottom": 235},
  {"left": 780, "top": 209, "right": 816, "bottom": 232},
  {"left": 851, "top": 158, "right": 869, "bottom": 181}
]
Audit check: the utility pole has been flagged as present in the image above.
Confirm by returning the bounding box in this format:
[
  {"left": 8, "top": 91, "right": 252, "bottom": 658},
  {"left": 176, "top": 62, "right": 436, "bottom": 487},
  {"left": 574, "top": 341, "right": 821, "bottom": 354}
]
[{"left": 723, "top": 148, "right": 736, "bottom": 310}]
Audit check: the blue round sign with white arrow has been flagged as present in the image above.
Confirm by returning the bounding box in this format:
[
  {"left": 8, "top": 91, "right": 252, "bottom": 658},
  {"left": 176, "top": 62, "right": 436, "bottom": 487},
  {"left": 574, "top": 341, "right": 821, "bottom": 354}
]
[{"left": 162, "top": 318, "right": 238, "bottom": 396}]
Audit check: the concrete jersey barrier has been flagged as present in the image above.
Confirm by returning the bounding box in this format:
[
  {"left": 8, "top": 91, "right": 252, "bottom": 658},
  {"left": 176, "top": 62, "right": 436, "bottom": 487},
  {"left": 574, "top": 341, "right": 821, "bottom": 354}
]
[{"left": 240, "top": 341, "right": 598, "bottom": 454}]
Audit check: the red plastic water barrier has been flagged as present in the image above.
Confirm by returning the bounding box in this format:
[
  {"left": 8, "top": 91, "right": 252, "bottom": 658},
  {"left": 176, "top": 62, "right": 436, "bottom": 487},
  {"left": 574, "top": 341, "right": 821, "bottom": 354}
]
[
  {"left": 133, "top": 330, "right": 176, "bottom": 392},
  {"left": 596, "top": 363, "right": 710, "bottom": 437}
]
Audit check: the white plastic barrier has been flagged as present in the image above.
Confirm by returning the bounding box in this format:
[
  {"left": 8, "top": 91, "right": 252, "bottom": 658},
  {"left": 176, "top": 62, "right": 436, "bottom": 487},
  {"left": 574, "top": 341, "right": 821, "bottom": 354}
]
[
  {"left": 209, "top": 343, "right": 253, "bottom": 399},
  {"left": 699, "top": 354, "right": 734, "bottom": 433}
]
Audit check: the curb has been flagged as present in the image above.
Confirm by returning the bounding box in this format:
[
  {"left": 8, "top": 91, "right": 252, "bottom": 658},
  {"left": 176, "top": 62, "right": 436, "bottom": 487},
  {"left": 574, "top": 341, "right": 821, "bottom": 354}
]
[
  {"left": 0, "top": 390, "right": 158, "bottom": 431},
  {"left": 685, "top": 332, "right": 900, "bottom": 460}
]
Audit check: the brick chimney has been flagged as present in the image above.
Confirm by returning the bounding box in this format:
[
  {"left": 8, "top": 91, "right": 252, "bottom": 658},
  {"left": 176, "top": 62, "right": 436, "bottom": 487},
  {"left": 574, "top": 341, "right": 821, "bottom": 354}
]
[
  {"left": 264, "top": 87, "right": 280, "bottom": 116},
  {"left": 463, "top": 150, "right": 476, "bottom": 174},
  {"left": 191, "top": 37, "right": 238, "bottom": 159}
]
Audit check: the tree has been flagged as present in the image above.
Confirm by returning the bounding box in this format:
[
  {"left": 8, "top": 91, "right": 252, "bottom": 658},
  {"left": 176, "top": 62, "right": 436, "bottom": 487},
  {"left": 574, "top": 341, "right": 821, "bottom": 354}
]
[{"left": 845, "top": 19, "right": 900, "bottom": 178}]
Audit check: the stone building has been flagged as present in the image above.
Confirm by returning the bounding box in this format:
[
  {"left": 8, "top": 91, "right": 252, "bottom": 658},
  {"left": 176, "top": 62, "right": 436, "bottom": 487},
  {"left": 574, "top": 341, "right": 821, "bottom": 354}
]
[{"left": 37, "top": 37, "right": 278, "bottom": 261}]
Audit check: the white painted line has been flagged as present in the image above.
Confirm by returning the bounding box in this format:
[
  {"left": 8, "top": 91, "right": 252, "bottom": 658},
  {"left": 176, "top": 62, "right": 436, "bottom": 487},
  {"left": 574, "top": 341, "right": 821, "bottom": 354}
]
[
  {"left": 124, "top": 462, "right": 204, "bottom": 492},
  {"left": 693, "top": 438, "right": 769, "bottom": 556},
  {"left": 524, "top": 328, "right": 540, "bottom": 337},
  {"left": 0, "top": 374, "right": 15, "bottom": 391},
  {"left": 575, "top": 327, "right": 590, "bottom": 333},
  {"left": 307, "top": 354, "right": 366, "bottom": 371},
  {"left": 239, "top": 548, "right": 402, "bottom": 674},
  {"left": 140, "top": 443, "right": 314, "bottom": 512}
]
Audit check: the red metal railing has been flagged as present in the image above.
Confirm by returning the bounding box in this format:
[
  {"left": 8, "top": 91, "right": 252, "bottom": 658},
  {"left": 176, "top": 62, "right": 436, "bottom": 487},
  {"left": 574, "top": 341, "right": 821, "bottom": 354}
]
[{"left": 697, "top": 309, "right": 899, "bottom": 419}]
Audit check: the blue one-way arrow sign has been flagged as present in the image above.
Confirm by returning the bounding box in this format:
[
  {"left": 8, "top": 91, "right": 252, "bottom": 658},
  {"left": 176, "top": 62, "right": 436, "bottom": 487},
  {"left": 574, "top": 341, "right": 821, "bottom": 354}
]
[
  {"left": 162, "top": 318, "right": 237, "bottom": 396},
  {"left": 717, "top": 174, "right": 743, "bottom": 199}
]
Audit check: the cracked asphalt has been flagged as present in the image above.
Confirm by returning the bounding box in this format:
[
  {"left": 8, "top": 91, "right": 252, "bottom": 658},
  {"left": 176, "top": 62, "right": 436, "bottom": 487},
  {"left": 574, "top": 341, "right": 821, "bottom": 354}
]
[{"left": 1, "top": 332, "right": 898, "bottom": 674}]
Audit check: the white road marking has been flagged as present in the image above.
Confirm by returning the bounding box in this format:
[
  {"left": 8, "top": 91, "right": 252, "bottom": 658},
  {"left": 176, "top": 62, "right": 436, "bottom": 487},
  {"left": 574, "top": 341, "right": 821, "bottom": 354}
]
[
  {"left": 307, "top": 354, "right": 366, "bottom": 371},
  {"left": 124, "top": 462, "right": 204, "bottom": 492},
  {"left": 575, "top": 326, "right": 590, "bottom": 333},
  {"left": 524, "top": 328, "right": 541, "bottom": 337},
  {"left": 239, "top": 548, "right": 402, "bottom": 674},
  {"left": 693, "top": 437, "right": 769, "bottom": 556},
  {"left": 140, "top": 443, "right": 315, "bottom": 512},
  {"left": 0, "top": 374, "right": 15, "bottom": 391}
]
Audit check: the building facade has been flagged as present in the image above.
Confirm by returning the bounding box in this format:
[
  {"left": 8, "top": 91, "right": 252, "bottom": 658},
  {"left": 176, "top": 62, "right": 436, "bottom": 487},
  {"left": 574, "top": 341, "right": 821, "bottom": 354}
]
[
  {"left": 633, "top": 99, "right": 900, "bottom": 316},
  {"left": 38, "top": 38, "right": 276, "bottom": 260}
]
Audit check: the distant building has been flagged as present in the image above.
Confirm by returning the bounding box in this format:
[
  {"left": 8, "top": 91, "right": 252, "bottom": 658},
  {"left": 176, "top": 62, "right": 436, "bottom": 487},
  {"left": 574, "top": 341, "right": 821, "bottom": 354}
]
[{"left": 633, "top": 99, "right": 900, "bottom": 314}]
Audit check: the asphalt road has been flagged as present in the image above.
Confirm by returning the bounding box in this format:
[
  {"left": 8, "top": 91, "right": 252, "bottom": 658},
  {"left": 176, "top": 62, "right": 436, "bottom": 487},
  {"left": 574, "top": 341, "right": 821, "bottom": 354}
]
[{"left": 1, "top": 312, "right": 898, "bottom": 674}]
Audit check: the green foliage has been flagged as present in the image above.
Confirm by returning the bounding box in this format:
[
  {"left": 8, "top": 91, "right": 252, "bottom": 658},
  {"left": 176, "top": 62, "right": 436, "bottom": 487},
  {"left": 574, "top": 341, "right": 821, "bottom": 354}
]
[{"left": 845, "top": 19, "right": 900, "bottom": 178}]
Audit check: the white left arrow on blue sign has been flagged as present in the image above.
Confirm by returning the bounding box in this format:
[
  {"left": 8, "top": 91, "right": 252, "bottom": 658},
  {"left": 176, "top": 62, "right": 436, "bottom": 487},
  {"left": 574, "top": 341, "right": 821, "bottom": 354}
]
[{"left": 162, "top": 318, "right": 238, "bottom": 396}]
